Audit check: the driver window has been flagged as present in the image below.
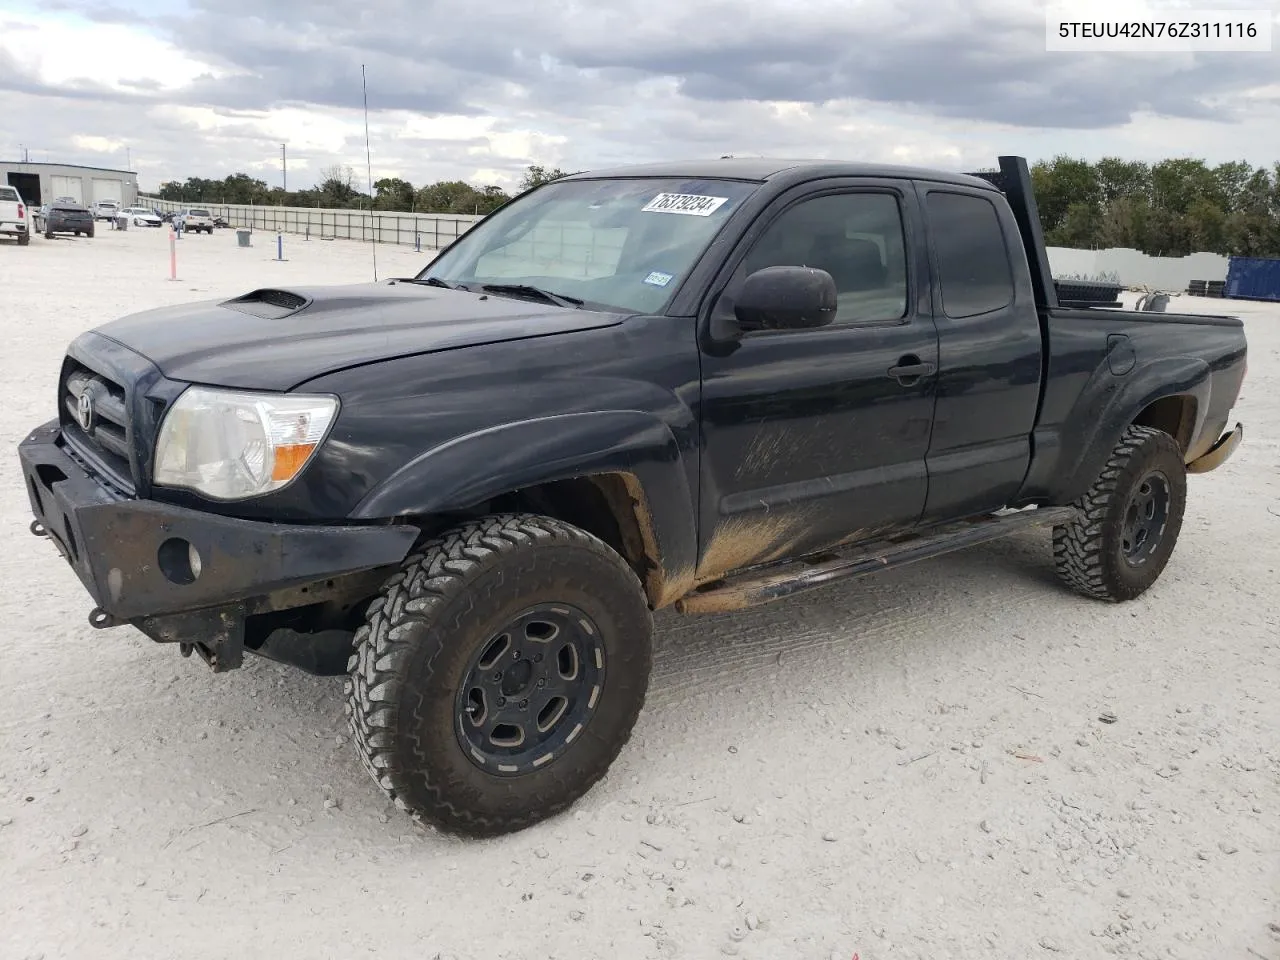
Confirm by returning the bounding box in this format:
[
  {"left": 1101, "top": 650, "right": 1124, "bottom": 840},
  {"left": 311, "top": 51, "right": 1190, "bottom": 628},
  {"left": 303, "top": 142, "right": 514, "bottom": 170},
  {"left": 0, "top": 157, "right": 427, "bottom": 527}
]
[{"left": 742, "top": 192, "right": 908, "bottom": 325}]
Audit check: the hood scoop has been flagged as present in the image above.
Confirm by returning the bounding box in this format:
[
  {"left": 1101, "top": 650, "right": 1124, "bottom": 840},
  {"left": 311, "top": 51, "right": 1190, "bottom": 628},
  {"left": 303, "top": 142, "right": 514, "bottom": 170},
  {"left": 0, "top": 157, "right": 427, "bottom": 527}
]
[{"left": 219, "top": 288, "right": 313, "bottom": 320}]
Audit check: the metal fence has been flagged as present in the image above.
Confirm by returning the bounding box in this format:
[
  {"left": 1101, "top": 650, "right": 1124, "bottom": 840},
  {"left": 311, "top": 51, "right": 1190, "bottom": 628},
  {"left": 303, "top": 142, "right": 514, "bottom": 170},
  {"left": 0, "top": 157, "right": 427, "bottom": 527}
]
[{"left": 139, "top": 196, "right": 484, "bottom": 250}]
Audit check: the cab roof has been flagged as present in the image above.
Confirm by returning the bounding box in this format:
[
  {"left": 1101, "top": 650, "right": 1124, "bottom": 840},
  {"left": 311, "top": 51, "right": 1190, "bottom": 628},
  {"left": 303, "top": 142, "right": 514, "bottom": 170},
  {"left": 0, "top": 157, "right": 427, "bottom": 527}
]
[{"left": 560, "top": 157, "right": 999, "bottom": 191}]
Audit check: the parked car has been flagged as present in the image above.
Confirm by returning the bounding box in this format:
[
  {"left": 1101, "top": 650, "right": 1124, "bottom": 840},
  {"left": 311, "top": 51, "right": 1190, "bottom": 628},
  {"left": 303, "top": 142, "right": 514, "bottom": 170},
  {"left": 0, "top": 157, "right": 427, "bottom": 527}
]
[
  {"left": 174, "top": 207, "right": 214, "bottom": 233},
  {"left": 119, "top": 206, "right": 163, "bottom": 228},
  {"left": 0, "top": 184, "right": 30, "bottom": 245},
  {"left": 92, "top": 200, "right": 121, "bottom": 222},
  {"left": 18, "top": 155, "right": 1247, "bottom": 837},
  {"left": 39, "top": 201, "right": 95, "bottom": 238}
]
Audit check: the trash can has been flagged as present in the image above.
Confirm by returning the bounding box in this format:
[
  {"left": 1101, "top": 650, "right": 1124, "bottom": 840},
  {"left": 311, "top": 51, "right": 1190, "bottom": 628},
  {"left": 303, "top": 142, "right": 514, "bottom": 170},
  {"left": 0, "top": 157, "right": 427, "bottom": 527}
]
[
  {"left": 236, "top": 229, "right": 252, "bottom": 248},
  {"left": 116, "top": 216, "right": 128, "bottom": 231},
  {"left": 1138, "top": 292, "right": 1170, "bottom": 312}
]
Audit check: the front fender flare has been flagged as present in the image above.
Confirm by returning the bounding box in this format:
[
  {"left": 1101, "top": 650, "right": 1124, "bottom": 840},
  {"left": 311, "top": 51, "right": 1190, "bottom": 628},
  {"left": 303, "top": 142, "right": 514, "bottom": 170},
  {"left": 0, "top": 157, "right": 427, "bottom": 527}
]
[{"left": 349, "top": 411, "right": 699, "bottom": 604}]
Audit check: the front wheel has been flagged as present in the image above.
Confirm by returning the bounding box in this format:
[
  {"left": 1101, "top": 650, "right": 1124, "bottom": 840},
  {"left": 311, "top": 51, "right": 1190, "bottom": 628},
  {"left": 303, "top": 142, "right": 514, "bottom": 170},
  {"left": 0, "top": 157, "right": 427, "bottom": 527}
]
[
  {"left": 345, "top": 513, "right": 653, "bottom": 836},
  {"left": 1053, "top": 424, "right": 1187, "bottom": 601}
]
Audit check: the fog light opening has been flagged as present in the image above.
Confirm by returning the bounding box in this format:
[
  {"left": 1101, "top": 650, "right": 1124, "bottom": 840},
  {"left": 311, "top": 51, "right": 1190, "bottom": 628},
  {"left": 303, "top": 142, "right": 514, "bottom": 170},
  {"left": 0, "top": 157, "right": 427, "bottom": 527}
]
[{"left": 158, "top": 537, "right": 200, "bottom": 585}]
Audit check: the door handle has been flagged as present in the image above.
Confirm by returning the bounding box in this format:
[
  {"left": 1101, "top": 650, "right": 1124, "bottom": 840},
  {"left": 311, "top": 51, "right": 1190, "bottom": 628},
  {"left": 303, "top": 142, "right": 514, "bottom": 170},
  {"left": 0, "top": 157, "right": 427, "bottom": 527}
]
[{"left": 887, "top": 355, "right": 936, "bottom": 385}]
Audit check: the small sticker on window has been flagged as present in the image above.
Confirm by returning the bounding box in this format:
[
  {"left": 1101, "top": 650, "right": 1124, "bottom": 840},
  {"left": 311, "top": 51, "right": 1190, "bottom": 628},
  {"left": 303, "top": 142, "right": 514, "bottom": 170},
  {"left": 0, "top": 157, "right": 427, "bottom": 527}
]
[
  {"left": 641, "top": 193, "right": 729, "bottom": 216},
  {"left": 644, "top": 271, "right": 675, "bottom": 287}
]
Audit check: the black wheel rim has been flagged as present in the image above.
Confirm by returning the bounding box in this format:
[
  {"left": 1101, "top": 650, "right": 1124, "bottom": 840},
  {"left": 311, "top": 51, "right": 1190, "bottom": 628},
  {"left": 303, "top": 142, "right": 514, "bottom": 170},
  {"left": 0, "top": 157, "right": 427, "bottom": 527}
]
[
  {"left": 454, "top": 603, "right": 605, "bottom": 777},
  {"left": 1120, "top": 470, "right": 1171, "bottom": 566}
]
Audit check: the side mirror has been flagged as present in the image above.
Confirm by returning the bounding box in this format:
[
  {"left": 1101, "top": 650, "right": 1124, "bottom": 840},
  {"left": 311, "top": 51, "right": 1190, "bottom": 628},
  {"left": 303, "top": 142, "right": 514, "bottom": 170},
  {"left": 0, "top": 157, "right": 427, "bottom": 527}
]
[{"left": 733, "top": 265, "right": 838, "bottom": 332}]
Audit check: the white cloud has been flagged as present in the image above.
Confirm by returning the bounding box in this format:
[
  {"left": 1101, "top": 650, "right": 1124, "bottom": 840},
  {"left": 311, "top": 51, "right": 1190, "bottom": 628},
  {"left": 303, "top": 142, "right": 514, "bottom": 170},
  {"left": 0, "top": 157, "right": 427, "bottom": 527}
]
[
  {"left": 1, "top": 10, "right": 231, "bottom": 92},
  {"left": 2, "top": 0, "right": 1278, "bottom": 193}
]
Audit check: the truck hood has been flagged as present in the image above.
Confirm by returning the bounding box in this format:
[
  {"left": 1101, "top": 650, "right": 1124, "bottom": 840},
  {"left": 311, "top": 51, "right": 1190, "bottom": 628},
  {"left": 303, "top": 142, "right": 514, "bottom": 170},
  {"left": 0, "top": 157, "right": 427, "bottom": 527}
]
[{"left": 93, "top": 281, "right": 627, "bottom": 390}]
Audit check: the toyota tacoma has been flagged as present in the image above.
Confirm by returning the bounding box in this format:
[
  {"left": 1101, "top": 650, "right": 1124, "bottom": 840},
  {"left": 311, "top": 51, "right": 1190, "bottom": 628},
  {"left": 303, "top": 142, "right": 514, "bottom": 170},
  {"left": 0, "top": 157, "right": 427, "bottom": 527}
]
[{"left": 18, "top": 156, "right": 1247, "bottom": 836}]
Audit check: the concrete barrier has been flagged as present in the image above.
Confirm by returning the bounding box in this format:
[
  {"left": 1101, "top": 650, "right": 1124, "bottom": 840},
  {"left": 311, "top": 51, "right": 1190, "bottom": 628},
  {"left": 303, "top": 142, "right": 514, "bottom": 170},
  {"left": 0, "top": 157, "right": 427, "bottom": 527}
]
[{"left": 1047, "top": 246, "right": 1229, "bottom": 291}]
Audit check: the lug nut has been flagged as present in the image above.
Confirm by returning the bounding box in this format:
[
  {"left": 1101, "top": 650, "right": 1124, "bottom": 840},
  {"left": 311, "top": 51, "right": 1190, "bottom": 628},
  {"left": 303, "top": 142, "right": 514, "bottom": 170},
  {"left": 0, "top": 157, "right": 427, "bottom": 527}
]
[
  {"left": 492, "top": 672, "right": 501, "bottom": 681},
  {"left": 537, "top": 679, "right": 546, "bottom": 688},
  {"left": 534, "top": 653, "right": 543, "bottom": 662},
  {"left": 497, "top": 697, "right": 506, "bottom": 707},
  {"left": 519, "top": 700, "right": 528, "bottom": 710}
]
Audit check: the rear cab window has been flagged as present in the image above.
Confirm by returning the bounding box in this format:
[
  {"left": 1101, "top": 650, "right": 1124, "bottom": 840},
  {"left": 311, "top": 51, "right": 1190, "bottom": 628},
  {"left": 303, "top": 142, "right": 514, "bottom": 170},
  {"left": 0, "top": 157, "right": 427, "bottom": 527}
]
[
  {"left": 0, "top": 187, "right": 19, "bottom": 202},
  {"left": 925, "top": 191, "right": 1015, "bottom": 318}
]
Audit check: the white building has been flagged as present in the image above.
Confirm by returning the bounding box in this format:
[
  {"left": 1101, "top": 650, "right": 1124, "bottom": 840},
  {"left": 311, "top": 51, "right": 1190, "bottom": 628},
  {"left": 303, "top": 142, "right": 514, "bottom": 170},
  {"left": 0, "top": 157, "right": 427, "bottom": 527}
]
[{"left": 0, "top": 161, "right": 138, "bottom": 209}]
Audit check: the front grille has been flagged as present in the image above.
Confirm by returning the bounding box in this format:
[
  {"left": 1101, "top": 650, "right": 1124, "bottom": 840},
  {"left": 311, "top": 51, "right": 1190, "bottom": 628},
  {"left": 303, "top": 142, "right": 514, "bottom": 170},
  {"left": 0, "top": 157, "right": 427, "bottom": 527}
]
[{"left": 61, "top": 359, "right": 135, "bottom": 492}]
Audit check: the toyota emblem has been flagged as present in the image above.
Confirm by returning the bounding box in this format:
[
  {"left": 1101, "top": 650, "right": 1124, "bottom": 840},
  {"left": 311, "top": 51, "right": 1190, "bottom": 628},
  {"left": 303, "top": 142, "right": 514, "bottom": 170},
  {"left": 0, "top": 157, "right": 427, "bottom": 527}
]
[{"left": 77, "top": 390, "right": 95, "bottom": 432}]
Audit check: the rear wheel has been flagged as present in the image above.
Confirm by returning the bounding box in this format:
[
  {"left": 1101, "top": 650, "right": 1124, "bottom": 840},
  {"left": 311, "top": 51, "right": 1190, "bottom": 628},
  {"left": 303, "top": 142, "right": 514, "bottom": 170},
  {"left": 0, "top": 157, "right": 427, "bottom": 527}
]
[
  {"left": 17, "top": 233, "right": 29, "bottom": 246},
  {"left": 345, "top": 513, "right": 653, "bottom": 836},
  {"left": 1053, "top": 424, "right": 1186, "bottom": 601}
]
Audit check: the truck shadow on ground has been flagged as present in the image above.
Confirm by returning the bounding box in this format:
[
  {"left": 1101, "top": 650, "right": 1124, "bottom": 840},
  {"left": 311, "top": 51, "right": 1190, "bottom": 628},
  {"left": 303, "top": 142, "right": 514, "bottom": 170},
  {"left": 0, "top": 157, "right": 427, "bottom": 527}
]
[{"left": 202, "top": 528, "right": 1089, "bottom": 826}]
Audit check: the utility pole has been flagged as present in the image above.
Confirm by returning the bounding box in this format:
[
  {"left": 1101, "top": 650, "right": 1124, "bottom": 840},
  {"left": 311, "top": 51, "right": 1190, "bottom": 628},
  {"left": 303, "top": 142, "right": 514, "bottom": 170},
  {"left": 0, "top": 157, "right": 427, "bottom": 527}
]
[
  {"left": 282, "top": 143, "right": 287, "bottom": 192},
  {"left": 126, "top": 146, "right": 131, "bottom": 170}
]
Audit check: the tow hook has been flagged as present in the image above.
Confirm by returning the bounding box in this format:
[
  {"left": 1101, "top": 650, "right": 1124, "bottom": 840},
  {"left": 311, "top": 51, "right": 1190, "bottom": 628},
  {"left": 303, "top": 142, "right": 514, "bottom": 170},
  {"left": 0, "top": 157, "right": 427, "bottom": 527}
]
[
  {"left": 88, "top": 607, "right": 124, "bottom": 629},
  {"left": 30, "top": 520, "right": 47, "bottom": 538}
]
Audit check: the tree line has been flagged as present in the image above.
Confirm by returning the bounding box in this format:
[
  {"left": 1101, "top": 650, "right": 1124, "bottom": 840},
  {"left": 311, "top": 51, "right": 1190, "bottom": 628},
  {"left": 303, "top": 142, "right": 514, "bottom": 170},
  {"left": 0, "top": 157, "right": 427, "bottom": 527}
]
[
  {"left": 154, "top": 164, "right": 574, "bottom": 216},
  {"left": 1028, "top": 155, "right": 1280, "bottom": 258},
  {"left": 155, "top": 154, "right": 1280, "bottom": 258}
]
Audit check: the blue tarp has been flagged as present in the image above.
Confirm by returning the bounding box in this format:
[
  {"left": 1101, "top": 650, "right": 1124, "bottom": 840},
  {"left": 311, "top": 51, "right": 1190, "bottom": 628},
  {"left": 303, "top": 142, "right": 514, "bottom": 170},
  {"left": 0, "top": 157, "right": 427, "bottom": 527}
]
[{"left": 1225, "top": 256, "right": 1280, "bottom": 301}]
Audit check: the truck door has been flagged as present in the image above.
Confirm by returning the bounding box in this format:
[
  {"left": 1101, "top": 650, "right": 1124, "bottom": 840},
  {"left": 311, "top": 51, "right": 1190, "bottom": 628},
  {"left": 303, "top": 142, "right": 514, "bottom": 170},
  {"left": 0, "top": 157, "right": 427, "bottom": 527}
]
[
  {"left": 912, "top": 183, "right": 1043, "bottom": 522},
  {"left": 695, "top": 179, "right": 940, "bottom": 581}
]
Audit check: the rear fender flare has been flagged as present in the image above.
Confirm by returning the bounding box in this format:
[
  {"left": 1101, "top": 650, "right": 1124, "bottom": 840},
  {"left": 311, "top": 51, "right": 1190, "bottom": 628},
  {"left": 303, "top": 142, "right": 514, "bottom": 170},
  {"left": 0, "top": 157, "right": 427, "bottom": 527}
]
[
  {"left": 1054, "top": 356, "right": 1210, "bottom": 504},
  {"left": 349, "top": 411, "right": 699, "bottom": 604}
]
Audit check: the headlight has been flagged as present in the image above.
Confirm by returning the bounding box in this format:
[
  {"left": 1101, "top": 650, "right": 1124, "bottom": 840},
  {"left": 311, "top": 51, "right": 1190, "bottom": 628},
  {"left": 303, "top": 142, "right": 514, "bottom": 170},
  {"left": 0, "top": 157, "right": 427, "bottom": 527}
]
[{"left": 153, "top": 386, "right": 339, "bottom": 500}]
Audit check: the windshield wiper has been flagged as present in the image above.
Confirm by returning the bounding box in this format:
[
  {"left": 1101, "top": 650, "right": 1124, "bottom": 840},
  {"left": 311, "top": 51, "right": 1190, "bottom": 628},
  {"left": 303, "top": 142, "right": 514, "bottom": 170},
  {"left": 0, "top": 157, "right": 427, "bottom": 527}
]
[
  {"left": 394, "top": 275, "right": 455, "bottom": 289},
  {"left": 481, "top": 284, "right": 584, "bottom": 308}
]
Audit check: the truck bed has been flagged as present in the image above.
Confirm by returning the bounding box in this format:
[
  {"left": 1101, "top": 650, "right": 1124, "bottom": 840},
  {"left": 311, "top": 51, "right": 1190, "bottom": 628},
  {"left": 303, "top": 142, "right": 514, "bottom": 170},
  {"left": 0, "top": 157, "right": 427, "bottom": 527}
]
[{"left": 1013, "top": 301, "right": 1248, "bottom": 508}]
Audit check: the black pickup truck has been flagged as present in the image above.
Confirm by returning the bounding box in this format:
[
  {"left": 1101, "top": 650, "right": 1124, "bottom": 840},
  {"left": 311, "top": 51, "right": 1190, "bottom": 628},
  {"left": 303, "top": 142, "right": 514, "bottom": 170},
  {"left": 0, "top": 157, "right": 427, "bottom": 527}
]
[{"left": 18, "top": 156, "right": 1246, "bottom": 836}]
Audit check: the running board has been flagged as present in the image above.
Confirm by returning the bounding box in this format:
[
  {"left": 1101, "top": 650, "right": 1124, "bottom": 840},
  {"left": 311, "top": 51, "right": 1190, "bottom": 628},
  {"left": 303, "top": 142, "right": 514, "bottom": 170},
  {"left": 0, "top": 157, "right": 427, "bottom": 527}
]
[{"left": 673, "top": 506, "right": 1080, "bottom": 614}]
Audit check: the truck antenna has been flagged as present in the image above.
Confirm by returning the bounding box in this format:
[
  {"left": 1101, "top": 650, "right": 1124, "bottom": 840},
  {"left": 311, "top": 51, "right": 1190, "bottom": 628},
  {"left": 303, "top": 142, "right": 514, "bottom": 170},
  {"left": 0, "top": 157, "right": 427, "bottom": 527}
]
[{"left": 362, "top": 63, "right": 377, "bottom": 282}]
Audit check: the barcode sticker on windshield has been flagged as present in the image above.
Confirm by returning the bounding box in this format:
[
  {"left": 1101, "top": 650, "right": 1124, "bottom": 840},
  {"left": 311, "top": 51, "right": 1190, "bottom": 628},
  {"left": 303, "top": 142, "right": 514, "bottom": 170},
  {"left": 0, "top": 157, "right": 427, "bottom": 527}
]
[{"left": 642, "top": 193, "right": 729, "bottom": 216}]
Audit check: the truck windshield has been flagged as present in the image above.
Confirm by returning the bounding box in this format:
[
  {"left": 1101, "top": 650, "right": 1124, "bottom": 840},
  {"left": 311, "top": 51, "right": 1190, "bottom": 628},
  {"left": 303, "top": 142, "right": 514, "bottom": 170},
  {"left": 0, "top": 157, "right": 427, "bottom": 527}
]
[{"left": 418, "top": 177, "right": 759, "bottom": 314}]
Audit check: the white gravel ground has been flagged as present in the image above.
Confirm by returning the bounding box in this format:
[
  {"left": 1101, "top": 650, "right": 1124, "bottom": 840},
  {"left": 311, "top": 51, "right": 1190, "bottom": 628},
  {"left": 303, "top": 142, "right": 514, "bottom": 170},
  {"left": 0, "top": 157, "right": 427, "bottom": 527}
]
[{"left": 1, "top": 226, "right": 1277, "bottom": 960}]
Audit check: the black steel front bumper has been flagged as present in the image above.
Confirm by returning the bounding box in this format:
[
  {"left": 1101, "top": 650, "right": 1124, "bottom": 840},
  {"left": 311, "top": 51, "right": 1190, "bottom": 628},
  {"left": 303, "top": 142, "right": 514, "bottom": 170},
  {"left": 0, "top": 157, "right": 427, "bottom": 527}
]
[{"left": 19, "top": 419, "right": 419, "bottom": 668}]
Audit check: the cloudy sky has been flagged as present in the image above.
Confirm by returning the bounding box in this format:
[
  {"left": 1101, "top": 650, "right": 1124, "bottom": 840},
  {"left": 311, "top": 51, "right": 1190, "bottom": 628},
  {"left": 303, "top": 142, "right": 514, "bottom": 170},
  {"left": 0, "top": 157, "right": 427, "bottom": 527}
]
[{"left": 2, "top": 0, "right": 1279, "bottom": 192}]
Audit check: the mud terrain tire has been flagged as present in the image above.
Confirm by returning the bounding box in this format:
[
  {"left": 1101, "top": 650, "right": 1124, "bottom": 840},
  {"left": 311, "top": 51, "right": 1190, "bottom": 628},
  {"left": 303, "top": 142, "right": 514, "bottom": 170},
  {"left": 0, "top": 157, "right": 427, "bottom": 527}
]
[
  {"left": 1053, "top": 424, "right": 1186, "bottom": 601},
  {"left": 345, "top": 513, "right": 653, "bottom": 836}
]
